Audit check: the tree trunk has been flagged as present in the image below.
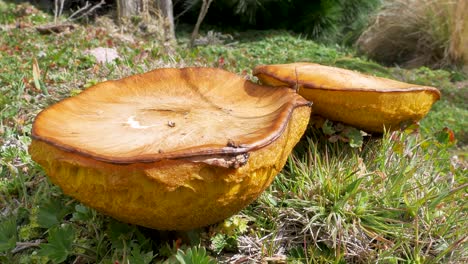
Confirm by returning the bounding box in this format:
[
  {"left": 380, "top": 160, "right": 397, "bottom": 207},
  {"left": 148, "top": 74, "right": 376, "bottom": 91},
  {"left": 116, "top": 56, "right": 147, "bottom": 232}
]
[
  {"left": 117, "top": 0, "right": 175, "bottom": 43},
  {"left": 117, "top": 0, "right": 148, "bottom": 20},
  {"left": 156, "top": 0, "right": 176, "bottom": 42},
  {"left": 190, "top": 0, "right": 213, "bottom": 48}
]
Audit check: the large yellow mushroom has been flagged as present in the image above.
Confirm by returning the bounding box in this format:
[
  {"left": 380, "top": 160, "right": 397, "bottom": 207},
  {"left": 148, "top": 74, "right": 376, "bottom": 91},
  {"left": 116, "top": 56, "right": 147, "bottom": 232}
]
[
  {"left": 29, "top": 67, "right": 311, "bottom": 230},
  {"left": 253, "top": 62, "right": 440, "bottom": 132}
]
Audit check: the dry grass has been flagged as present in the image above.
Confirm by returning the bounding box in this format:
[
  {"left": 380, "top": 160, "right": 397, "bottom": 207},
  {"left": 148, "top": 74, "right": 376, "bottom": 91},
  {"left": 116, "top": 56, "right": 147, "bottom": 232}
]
[
  {"left": 357, "top": 0, "right": 464, "bottom": 68},
  {"left": 450, "top": 0, "right": 468, "bottom": 72},
  {"left": 95, "top": 3, "right": 173, "bottom": 49}
]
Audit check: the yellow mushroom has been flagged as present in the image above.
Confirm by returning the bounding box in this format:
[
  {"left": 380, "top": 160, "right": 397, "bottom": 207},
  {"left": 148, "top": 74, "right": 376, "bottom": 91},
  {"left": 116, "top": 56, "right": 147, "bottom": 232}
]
[
  {"left": 29, "top": 67, "right": 311, "bottom": 230},
  {"left": 254, "top": 62, "right": 440, "bottom": 132}
]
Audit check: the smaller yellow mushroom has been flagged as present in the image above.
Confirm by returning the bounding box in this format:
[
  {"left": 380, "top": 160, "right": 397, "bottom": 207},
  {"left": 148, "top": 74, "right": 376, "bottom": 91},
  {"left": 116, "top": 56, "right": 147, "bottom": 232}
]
[{"left": 254, "top": 62, "right": 441, "bottom": 132}]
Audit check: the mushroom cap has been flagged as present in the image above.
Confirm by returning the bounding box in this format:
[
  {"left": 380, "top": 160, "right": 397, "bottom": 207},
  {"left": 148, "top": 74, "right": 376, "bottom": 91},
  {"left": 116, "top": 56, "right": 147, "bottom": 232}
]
[
  {"left": 29, "top": 67, "right": 311, "bottom": 230},
  {"left": 253, "top": 62, "right": 441, "bottom": 132}
]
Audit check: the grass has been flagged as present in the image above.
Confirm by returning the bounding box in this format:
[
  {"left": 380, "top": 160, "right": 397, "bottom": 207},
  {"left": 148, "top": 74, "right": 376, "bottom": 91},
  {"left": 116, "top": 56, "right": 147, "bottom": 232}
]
[
  {"left": 1, "top": 2, "right": 467, "bottom": 263},
  {"left": 243, "top": 128, "right": 466, "bottom": 263}
]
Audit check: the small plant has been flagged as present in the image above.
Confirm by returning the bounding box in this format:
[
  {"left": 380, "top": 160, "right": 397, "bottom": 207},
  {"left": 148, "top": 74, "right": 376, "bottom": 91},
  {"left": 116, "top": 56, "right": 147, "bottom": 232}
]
[
  {"left": 0, "top": 216, "right": 17, "bottom": 254},
  {"left": 317, "top": 119, "right": 368, "bottom": 148},
  {"left": 173, "top": 246, "right": 216, "bottom": 264},
  {"left": 209, "top": 216, "right": 249, "bottom": 254},
  {"left": 37, "top": 224, "right": 75, "bottom": 263}
]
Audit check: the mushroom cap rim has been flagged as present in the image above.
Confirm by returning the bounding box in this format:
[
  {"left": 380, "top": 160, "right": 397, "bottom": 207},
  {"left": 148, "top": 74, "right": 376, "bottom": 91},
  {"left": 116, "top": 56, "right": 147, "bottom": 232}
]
[
  {"left": 31, "top": 67, "right": 312, "bottom": 165},
  {"left": 253, "top": 63, "right": 441, "bottom": 99}
]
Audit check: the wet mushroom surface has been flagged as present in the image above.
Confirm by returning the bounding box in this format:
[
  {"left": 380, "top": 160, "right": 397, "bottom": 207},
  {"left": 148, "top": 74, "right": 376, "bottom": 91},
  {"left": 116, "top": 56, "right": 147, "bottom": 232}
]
[
  {"left": 254, "top": 62, "right": 441, "bottom": 132},
  {"left": 29, "top": 67, "right": 312, "bottom": 230}
]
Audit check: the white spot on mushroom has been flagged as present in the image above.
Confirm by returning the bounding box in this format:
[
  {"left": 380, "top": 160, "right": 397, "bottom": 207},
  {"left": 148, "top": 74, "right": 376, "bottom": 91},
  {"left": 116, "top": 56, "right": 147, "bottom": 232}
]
[{"left": 126, "top": 116, "right": 156, "bottom": 129}]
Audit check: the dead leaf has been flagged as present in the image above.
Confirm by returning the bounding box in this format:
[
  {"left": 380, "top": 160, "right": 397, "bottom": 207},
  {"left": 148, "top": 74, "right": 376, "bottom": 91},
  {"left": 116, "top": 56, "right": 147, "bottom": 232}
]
[{"left": 32, "top": 58, "right": 49, "bottom": 95}]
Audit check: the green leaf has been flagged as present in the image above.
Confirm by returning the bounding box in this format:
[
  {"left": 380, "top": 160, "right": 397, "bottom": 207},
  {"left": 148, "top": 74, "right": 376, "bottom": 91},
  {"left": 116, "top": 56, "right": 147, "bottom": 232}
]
[
  {"left": 184, "top": 229, "right": 201, "bottom": 246},
  {"left": 434, "top": 127, "right": 456, "bottom": 145},
  {"left": 175, "top": 246, "right": 216, "bottom": 264},
  {"left": 129, "top": 246, "right": 155, "bottom": 264},
  {"left": 210, "top": 233, "right": 227, "bottom": 254},
  {"left": 71, "top": 204, "right": 93, "bottom": 222},
  {"left": 38, "top": 225, "right": 75, "bottom": 263},
  {"left": 343, "top": 127, "right": 364, "bottom": 148},
  {"left": 232, "top": 217, "right": 248, "bottom": 234},
  {"left": 107, "top": 220, "right": 135, "bottom": 250},
  {"left": 158, "top": 242, "right": 178, "bottom": 258},
  {"left": 37, "top": 199, "right": 72, "bottom": 229},
  {"left": 0, "top": 217, "right": 17, "bottom": 252},
  {"left": 322, "top": 120, "right": 336, "bottom": 135}
]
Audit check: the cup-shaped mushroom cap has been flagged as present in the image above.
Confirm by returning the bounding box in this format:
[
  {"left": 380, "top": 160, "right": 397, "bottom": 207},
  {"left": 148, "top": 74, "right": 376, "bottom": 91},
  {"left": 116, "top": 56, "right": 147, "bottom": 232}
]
[
  {"left": 253, "top": 62, "right": 441, "bottom": 132},
  {"left": 30, "top": 67, "right": 311, "bottom": 230}
]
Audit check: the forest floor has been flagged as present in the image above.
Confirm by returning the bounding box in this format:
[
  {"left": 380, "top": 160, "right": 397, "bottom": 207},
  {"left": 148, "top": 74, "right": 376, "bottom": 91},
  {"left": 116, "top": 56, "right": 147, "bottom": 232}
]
[{"left": 1, "top": 2, "right": 467, "bottom": 263}]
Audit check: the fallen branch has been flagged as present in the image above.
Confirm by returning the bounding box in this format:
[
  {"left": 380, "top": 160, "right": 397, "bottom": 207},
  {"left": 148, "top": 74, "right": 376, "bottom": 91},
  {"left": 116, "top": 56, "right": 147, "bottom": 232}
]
[
  {"left": 36, "top": 23, "right": 76, "bottom": 34},
  {"left": 36, "top": 0, "right": 105, "bottom": 34},
  {"left": 12, "top": 239, "right": 46, "bottom": 254}
]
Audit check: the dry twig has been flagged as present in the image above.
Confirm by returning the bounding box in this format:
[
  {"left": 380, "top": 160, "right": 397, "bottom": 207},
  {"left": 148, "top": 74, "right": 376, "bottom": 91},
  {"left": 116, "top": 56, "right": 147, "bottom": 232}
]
[
  {"left": 68, "top": 0, "right": 106, "bottom": 21},
  {"left": 11, "top": 239, "right": 46, "bottom": 254}
]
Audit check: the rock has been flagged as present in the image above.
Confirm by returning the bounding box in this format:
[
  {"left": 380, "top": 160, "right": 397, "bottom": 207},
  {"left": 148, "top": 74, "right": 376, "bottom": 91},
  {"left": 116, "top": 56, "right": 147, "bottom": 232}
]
[{"left": 84, "top": 47, "right": 120, "bottom": 64}]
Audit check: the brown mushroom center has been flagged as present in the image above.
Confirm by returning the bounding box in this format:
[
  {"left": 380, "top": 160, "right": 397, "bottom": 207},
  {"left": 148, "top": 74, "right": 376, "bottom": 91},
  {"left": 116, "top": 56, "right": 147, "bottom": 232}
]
[{"left": 126, "top": 108, "right": 190, "bottom": 129}]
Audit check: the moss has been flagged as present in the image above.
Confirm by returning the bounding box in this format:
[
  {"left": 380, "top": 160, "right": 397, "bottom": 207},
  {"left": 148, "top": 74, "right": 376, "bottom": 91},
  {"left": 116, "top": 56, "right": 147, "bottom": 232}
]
[{"left": 334, "top": 57, "right": 392, "bottom": 77}]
